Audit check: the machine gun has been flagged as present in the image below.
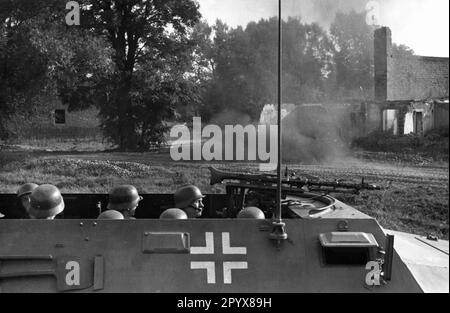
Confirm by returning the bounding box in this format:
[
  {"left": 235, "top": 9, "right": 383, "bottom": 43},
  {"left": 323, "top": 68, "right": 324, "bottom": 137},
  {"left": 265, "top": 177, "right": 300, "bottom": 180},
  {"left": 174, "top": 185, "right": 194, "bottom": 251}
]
[
  {"left": 209, "top": 166, "right": 382, "bottom": 218},
  {"left": 209, "top": 166, "right": 382, "bottom": 194}
]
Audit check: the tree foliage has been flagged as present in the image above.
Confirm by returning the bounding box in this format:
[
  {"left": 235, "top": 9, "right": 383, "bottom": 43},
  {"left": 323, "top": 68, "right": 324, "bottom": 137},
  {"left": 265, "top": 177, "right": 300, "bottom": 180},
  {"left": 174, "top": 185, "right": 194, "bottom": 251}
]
[
  {"left": 197, "top": 17, "right": 336, "bottom": 123},
  {"left": 79, "top": 0, "right": 201, "bottom": 150},
  {"left": 330, "top": 10, "right": 375, "bottom": 100},
  {"left": 0, "top": 0, "right": 56, "bottom": 139},
  {"left": 0, "top": 0, "right": 201, "bottom": 149},
  {"left": 0, "top": 0, "right": 112, "bottom": 139}
]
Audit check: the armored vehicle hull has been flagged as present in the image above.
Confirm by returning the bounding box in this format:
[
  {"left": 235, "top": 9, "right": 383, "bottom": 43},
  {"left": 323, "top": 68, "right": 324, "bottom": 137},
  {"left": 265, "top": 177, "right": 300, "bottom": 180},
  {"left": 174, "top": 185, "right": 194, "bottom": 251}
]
[{"left": 0, "top": 193, "right": 448, "bottom": 293}]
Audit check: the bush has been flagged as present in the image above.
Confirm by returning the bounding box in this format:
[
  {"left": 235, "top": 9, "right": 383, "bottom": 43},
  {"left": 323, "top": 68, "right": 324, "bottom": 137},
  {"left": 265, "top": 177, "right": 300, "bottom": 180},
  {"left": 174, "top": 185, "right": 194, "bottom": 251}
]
[{"left": 352, "top": 130, "right": 449, "bottom": 160}]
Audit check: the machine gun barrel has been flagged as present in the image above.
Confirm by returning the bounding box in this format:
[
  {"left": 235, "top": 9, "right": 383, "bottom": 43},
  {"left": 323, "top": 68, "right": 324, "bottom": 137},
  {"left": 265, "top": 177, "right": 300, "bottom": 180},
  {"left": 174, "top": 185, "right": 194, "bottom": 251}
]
[
  {"left": 210, "top": 167, "right": 279, "bottom": 185},
  {"left": 209, "top": 167, "right": 381, "bottom": 192}
]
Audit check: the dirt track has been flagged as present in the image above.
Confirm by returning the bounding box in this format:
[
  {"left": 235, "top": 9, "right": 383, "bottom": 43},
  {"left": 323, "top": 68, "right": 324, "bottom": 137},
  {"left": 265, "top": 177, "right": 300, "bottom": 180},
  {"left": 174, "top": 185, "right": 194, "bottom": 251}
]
[{"left": 281, "top": 162, "right": 449, "bottom": 188}]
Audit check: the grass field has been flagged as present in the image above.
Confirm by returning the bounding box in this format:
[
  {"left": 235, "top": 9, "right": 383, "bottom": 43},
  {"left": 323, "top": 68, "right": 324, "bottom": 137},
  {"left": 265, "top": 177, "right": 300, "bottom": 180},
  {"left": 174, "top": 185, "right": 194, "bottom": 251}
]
[{"left": 1, "top": 146, "right": 448, "bottom": 240}]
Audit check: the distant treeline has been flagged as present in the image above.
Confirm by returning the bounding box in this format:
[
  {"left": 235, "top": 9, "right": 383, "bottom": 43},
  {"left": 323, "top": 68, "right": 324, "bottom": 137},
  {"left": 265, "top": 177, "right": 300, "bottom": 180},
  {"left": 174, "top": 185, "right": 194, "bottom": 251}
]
[{"left": 0, "top": 0, "right": 414, "bottom": 150}]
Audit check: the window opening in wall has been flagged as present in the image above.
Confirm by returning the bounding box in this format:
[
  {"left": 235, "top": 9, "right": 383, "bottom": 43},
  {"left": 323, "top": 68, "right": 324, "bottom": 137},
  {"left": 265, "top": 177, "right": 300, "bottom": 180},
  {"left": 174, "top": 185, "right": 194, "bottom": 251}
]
[
  {"left": 54, "top": 109, "right": 66, "bottom": 125},
  {"left": 413, "top": 111, "right": 423, "bottom": 136},
  {"left": 382, "top": 109, "right": 398, "bottom": 135},
  {"left": 404, "top": 112, "right": 414, "bottom": 134}
]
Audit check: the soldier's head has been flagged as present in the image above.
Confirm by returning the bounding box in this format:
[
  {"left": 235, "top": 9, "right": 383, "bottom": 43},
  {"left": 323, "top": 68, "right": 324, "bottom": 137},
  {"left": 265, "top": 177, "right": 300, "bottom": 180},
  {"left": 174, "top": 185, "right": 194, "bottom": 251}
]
[
  {"left": 237, "top": 207, "right": 266, "bottom": 219},
  {"left": 160, "top": 208, "right": 188, "bottom": 220},
  {"left": 28, "top": 184, "right": 64, "bottom": 220},
  {"left": 174, "top": 185, "right": 205, "bottom": 218},
  {"left": 17, "top": 183, "right": 39, "bottom": 214},
  {"left": 107, "top": 185, "right": 142, "bottom": 219},
  {"left": 98, "top": 210, "right": 124, "bottom": 220}
]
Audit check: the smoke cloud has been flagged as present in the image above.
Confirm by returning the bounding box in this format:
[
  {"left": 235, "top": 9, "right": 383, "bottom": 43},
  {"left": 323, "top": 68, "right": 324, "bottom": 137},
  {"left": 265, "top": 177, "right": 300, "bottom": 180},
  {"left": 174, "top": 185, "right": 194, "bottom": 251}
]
[
  {"left": 280, "top": 105, "right": 348, "bottom": 163},
  {"left": 283, "top": 0, "right": 367, "bottom": 28},
  {"left": 199, "top": 0, "right": 448, "bottom": 56},
  {"left": 282, "top": 0, "right": 449, "bottom": 56}
]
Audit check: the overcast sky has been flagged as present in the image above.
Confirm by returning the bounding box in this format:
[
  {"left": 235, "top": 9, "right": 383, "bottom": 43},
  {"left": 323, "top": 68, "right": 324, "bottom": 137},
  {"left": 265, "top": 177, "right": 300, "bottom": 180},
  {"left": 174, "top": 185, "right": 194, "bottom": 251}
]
[{"left": 197, "top": 0, "right": 449, "bottom": 57}]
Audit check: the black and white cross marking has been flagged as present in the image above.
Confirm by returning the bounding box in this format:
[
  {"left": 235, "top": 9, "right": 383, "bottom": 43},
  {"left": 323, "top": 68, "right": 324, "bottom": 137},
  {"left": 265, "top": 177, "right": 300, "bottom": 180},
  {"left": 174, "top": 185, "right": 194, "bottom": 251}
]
[{"left": 190, "top": 232, "right": 248, "bottom": 284}]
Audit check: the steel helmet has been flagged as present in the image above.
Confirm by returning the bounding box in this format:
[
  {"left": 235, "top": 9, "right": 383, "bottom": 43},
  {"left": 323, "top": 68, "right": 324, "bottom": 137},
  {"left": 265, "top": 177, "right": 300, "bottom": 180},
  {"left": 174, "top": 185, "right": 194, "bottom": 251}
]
[
  {"left": 160, "top": 208, "right": 188, "bottom": 220},
  {"left": 29, "top": 184, "right": 65, "bottom": 219},
  {"left": 174, "top": 185, "right": 205, "bottom": 209},
  {"left": 237, "top": 207, "right": 266, "bottom": 219},
  {"left": 107, "top": 185, "right": 142, "bottom": 212},
  {"left": 17, "top": 183, "right": 39, "bottom": 198},
  {"left": 98, "top": 210, "right": 124, "bottom": 220}
]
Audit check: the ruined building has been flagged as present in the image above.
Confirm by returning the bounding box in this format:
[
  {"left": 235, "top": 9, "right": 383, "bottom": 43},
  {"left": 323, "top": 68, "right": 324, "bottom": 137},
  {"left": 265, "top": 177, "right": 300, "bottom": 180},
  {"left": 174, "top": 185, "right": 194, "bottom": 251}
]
[
  {"left": 373, "top": 27, "right": 449, "bottom": 136},
  {"left": 264, "top": 26, "right": 449, "bottom": 142},
  {"left": 5, "top": 99, "right": 102, "bottom": 143}
]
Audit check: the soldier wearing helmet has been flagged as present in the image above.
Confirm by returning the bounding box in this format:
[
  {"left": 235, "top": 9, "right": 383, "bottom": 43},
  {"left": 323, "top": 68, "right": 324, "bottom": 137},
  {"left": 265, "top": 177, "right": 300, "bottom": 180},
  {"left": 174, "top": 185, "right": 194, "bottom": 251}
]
[
  {"left": 107, "top": 185, "right": 142, "bottom": 219},
  {"left": 28, "top": 184, "right": 64, "bottom": 220},
  {"left": 98, "top": 210, "right": 124, "bottom": 220},
  {"left": 174, "top": 185, "right": 205, "bottom": 218},
  {"left": 16, "top": 183, "right": 39, "bottom": 218},
  {"left": 237, "top": 207, "right": 266, "bottom": 219},
  {"left": 160, "top": 208, "right": 188, "bottom": 220}
]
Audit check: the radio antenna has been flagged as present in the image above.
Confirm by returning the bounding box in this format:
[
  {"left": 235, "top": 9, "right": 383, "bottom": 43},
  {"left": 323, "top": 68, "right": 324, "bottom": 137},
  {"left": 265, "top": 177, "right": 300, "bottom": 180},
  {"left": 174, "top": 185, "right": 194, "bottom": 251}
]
[{"left": 269, "top": 0, "right": 288, "bottom": 241}]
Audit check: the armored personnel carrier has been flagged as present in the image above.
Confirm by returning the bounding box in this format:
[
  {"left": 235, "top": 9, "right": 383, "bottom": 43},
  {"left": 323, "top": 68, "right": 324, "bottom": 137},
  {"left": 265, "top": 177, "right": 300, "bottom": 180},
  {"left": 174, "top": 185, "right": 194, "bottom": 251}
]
[
  {"left": 0, "top": 166, "right": 447, "bottom": 293},
  {"left": 1, "top": 0, "right": 447, "bottom": 294}
]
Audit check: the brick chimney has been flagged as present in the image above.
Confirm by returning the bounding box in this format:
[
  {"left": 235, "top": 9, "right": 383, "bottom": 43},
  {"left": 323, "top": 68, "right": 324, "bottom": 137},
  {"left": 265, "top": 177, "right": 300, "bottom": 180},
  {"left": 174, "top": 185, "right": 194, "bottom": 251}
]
[{"left": 374, "top": 27, "right": 393, "bottom": 101}]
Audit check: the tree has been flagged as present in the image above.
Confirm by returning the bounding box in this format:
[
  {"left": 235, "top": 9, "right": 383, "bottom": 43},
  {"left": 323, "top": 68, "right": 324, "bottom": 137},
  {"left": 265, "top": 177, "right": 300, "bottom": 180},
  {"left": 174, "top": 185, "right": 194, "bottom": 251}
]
[
  {"left": 0, "top": 0, "right": 201, "bottom": 149},
  {"left": 198, "top": 17, "right": 335, "bottom": 123},
  {"left": 392, "top": 43, "right": 415, "bottom": 59},
  {"left": 180, "top": 20, "right": 214, "bottom": 120},
  {"left": 0, "top": 0, "right": 113, "bottom": 140},
  {"left": 330, "top": 10, "right": 375, "bottom": 100},
  {"left": 1, "top": 1, "right": 45, "bottom": 138},
  {"left": 281, "top": 18, "right": 335, "bottom": 103},
  {"left": 79, "top": 0, "right": 201, "bottom": 150},
  {"left": 190, "top": 20, "right": 215, "bottom": 83}
]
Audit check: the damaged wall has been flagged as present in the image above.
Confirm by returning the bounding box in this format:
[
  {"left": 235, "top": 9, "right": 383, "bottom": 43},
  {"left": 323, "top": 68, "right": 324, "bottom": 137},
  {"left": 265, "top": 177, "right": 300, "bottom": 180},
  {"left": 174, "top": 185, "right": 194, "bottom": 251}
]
[
  {"left": 389, "top": 56, "right": 449, "bottom": 101},
  {"left": 378, "top": 100, "right": 447, "bottom": 136},
  {"left": 433, "top": 101, "right": 449, "bottom": 131},
  {"left": 375, "top": 27, "right": 449, "bottom": 101},
  {"left": 372, "top": 27, "right": 449, "bottom": 136},
  {"left": 6, "top": 99, "right": 102, "bottom": 140}
]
